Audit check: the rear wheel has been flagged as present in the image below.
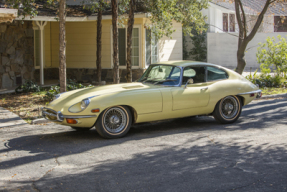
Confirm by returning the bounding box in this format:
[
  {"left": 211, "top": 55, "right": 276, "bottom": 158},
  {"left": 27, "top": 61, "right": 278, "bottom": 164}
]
[
  {"left": 96, "top": 106, "right": 132, "bottom": 139},
  {"left": 213, "top": 95, "right": 242, "bottom": 124}
]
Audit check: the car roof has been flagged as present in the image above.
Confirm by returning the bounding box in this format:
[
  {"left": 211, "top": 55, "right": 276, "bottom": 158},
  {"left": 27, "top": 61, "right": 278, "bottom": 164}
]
[{"left": 152, "top": 60, "right": 221, "bottom": 68}]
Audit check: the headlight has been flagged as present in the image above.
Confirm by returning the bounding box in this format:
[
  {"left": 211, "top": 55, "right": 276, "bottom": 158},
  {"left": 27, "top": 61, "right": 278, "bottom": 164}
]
[{"left": 81, "top": 98, "right": 90, "bottom": 110}]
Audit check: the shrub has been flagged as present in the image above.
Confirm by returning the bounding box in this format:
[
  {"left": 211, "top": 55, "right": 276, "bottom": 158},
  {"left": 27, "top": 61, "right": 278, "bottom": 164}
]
[
  {"left": 15, "top": 80, "right": 42, "bottom": 93},
  {"left": 45, "top": 80, "right": 94, "bottom": 101},
  {"left": 246, "top": 69, "right": 287, "bottom": 88},
  {"left": 256, "top": 35, "right": 287, "bottom": 75}
]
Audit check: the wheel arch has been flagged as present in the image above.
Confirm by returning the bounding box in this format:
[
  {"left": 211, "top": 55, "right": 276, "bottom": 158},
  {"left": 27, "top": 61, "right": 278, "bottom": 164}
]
[{"left": 95, "top": 105, "right": 138, "bottom": 126}]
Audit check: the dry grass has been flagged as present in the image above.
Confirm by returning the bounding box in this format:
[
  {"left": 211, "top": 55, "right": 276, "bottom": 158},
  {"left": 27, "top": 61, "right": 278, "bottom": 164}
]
[{"left": 0, "top": 91, "right": 49, "bottom": 123}]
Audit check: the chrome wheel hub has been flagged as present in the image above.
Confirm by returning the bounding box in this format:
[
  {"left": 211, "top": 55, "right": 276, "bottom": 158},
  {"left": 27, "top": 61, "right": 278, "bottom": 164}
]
[
  {"left": 110, "top": 115, "right": 120, "bottom": 124},
  {"left": 221, "top": 96, "right": 239, "bottom": 119},
  {"left": 103, "top": 107, "right": 127, "bottom": 133}
]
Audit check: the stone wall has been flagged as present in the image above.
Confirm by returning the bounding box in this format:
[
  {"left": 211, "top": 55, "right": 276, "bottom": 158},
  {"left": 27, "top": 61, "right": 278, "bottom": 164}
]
[
  {"left": 34, "top": 68, "right": 145, "bottom": 83},
  {"left": 0, "top": 20, "right": 34, "bottom": 89}
]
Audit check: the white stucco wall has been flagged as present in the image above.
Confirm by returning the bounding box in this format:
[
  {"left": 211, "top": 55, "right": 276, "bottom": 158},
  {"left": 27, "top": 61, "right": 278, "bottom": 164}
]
[
  {"left": 158, "top": 21, "right": 183, "bottom": 62},
  {"left": 207, "top": 32, "right": 287, "bottom": 71}
]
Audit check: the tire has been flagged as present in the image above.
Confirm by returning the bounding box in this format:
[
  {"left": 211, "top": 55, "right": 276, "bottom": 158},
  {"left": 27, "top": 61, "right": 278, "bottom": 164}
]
[
  {"left": 71, "top": 127, "right": 92, "bottom": 132},
  {"left": 96, "top": 106, "right": 132, "bottom": 139},
  {"left": 213, "top": 95, "right": 242, "bottom": 124}
]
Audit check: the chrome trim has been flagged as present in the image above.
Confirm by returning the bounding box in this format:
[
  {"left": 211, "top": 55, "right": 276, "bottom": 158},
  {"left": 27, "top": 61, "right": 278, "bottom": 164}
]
[
  {"left": 42, "top": 107, "right": 97, "bottom": 122},
  {"left": 63, "top": 115, "right": 97, "bottom": 119},
  {"left": 237, "top": 90, "right": 262, "bottom": 95}
]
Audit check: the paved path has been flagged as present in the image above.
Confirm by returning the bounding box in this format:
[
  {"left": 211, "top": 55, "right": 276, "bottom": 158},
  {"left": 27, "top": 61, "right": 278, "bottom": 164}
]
[
  {"left": 0, "top": 98, "right": 287, "bottom": 192},
  {"left": 0, "top": 107, "right": 27, "bottom": 128}
]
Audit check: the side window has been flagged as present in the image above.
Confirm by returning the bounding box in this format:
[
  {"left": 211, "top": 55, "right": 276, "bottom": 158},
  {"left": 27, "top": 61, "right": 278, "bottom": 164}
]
[
  {"left": 207, "top": 67, "right": 228, "bottom": 81},
  {"left": 182, "top": 66, "right": 205, "bottom": 84}
]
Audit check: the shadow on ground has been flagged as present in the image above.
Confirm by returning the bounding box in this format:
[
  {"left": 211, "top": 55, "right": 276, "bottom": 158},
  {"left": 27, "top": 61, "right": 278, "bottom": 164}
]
[{"left": 1, "top": 99, "right": 287, "bottom": 191}]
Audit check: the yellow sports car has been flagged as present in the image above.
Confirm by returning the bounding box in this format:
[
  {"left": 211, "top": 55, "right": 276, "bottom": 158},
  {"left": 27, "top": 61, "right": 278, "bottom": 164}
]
[{"left": 42, "top": 61, "right": 261, "bottom": 138}]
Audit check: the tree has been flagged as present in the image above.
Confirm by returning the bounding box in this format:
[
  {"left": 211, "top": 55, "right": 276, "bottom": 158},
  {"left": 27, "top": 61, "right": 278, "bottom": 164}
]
[
  {"left": 124, "top": 0, "right": 209, "bottom": 82},
  {"left": 257, "top": 35, "right": 287, "bottom": 75},
  {"left": 126, "top": 0, "right": 135, "bottom": 83},
  {"left": 216, "top": 0, "right": 287, "bottom": 74},
  {"left": 96, "top": 0, "right": 104, "bottom": 84},
  {"left": 112, "top": 0, "right": 120, "bottom": 84},
  {"left": 59, "top": 0, "right": 67, "bottom": 92},
  {"left": 6, "top": 0, "right": 67, "bottom": 92}
]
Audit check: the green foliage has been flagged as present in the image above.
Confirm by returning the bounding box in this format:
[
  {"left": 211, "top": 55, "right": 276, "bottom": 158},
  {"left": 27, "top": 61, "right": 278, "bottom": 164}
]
[
  {"left": 144, "top": 0, "right": 209, "bottom": 40},
  {"left": 45, "top": 80, "right": 94, "bottom": 100},
  {"left": 15, "top": 80, "right": 42, "bottom": 93},
  {"left": 246, "top": 70, "right": 287, "bottom": 88},
  {"left": 183, "top": 24, "right": 207, "bottom": 61},
  {"left": 256, "top": 35, "right": 287, "bottom": 75}
]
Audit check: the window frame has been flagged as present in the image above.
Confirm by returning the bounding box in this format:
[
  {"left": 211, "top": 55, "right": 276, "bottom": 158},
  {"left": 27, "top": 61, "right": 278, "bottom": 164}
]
[
  {"left": 222, "top": 13, "right": 236, "bottom": 33},
  {"left": 145, "top": 29, "right": 159, "bottom": 68},
  {"left": 110, "top": 24, "right": 142, "bottom": 69},
  {"left": 33, "top": 28, "right": 41, "bottom": 69},
  {"left": 206, "top": 66, "right": 229, "bottom": 82}
]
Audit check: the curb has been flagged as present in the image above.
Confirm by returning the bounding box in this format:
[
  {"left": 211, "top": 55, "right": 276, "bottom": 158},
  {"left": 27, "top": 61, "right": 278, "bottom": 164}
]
[{"left": 257, "top": 93, "right": 287, "bottom": 100}]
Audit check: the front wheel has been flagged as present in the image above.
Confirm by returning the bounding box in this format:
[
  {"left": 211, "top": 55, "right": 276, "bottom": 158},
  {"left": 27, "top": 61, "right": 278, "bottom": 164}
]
[
  {"left": 96, "top": 106, "right": 132, "bottom": 139},
  {"left": 213, "top": 95, "right": 242, "bottom": 124}
]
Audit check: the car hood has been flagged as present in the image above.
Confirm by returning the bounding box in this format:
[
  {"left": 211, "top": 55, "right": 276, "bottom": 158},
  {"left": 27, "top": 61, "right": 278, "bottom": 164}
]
[{"left": 48, "top": 82, "right": 160, "bottom": 108}]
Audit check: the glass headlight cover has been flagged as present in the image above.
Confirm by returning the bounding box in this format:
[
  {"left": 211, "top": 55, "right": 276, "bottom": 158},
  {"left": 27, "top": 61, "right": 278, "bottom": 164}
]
[{"left": 81, "top": 98, "right": 90, "bottom": 110}]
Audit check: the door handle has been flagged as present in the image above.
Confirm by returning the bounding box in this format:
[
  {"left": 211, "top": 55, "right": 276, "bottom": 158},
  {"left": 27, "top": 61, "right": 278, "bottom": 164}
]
[{"left": 201, "top": 87, "right": 208, "bottom": 91}]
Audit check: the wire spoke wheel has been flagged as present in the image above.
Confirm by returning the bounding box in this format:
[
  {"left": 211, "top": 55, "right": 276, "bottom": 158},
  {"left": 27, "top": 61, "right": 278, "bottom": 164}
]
[
  {"left": 213, "top": 95, "right": 242, "bottom": 124},
  {"left": 220, "top": 96, "right": 239, "bottom": 120},
  {"left": 103, "top": 107, "right": 127, "bottom": 134}
]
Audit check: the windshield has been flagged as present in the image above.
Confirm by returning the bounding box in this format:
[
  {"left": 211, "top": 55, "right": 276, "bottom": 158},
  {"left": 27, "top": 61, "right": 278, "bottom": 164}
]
[{"left": 138, "top": 65, "right": 181, "bottom": 86}]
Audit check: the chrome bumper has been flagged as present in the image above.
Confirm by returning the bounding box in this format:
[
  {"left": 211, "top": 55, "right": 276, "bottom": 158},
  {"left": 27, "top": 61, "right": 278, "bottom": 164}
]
[
  {"left": 238, "top": 89, "right": 262, "bottom": 98},
  {"left": 41, "top": 107, "right": 97, "bottom": 122}
]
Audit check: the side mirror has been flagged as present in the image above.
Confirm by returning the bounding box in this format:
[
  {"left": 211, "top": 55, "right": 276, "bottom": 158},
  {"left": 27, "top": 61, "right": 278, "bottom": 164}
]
[{"left": 184, "top": 78, "right": 193, "bottom": 89}]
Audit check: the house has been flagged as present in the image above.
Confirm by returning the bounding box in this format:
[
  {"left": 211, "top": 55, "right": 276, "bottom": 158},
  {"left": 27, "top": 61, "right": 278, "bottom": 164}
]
[
  {"left": 0, "top": 0, "right": 182, "bottom": 89},
  {"left": 185, "top": 0, "right": 287, "bottom": 71}
]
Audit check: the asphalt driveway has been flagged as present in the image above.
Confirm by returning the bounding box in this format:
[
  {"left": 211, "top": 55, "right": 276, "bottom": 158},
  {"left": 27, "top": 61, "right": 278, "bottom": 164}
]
[{"left": 0, "top": 98, "right": 287, "bottom": 192}]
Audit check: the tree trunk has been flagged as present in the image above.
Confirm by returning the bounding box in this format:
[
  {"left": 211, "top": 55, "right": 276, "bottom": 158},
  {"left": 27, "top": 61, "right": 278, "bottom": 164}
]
[
  {"left": 236, "top": 50, "right": 246, "bottom": 74},
  {"left": 96, "top": 1, "right": 103, "bottom": 83},
  {"left": 112, "top": 0, "right": 120, "bottom": 84},
  {"left": 59, "top": 0, "right": 66, "bottom": 92},
  {"left": 126, "top": 0, "right": 135, "bottom": 83}
]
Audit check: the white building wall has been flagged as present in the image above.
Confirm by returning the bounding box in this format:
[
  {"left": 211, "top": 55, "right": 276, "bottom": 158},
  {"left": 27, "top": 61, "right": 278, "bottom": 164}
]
[
  {"left": 158, "top": 21, "right": 183, "bottom": 62},
  {"left": 207, "top": 32, "right": 287, "bottom": 71}
]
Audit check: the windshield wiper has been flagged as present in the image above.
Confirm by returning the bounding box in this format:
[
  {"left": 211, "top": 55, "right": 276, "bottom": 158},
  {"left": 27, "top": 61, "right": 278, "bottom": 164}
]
[
  {"left": 142, "top": 78, "right": 162, "bottom": 83},
  {"left": 153, "top": 79, "right": 177, "bottom": 85}
]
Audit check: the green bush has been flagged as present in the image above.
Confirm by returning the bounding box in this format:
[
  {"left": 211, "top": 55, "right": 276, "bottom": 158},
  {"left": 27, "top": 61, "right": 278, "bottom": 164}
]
[
  {"left": 45, "top": 79, "right": 94, "bottom": 101},
  {"left": 256, "top": 35, "right": 287, "bottom": 75},
  {"left": 246, "top": 69, "right": 287, "bottom": 88},
  {"left": 15, "top": 80, "right": 42, "bottom": 93}
]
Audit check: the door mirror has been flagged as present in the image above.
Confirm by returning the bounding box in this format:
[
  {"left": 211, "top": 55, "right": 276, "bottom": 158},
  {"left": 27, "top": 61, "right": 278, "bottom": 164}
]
[{"left": 184, "top": 78, "right": 194, "bottom": 89}]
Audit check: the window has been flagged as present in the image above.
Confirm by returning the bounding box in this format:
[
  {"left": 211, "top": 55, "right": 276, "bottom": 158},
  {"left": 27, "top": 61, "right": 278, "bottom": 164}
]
[
  {"left": 229, "top": 14, "right": 235, "bottom": 32},
  {"left": 116, "top": 27, "right": 140, "bottom": 67},
  {"left": 34, "top": 30, "right": 41, "bottom": 68},
  {"left": 139, "top": 65, "right": 181, "bottom": 86},
  {"left": 223, "top": 13, "right": 236, "bottom": 32},
  {"left": 223, "top": 13, "right": 228, "bottom": 32},
  {"left": 274, "top": 16, "right": 287, "bottom": 32},
  {"left": 145, "top": 29, "right": 158, "bottom": 66},
  {"left": 118, "top": 28, "right": 126, "bottom": 66},
  {"left": 207, "top": 67, "right": 228, "bottom": 81},
  {"left": 182, "top": 66, "right": 205, "bottom": 84}
]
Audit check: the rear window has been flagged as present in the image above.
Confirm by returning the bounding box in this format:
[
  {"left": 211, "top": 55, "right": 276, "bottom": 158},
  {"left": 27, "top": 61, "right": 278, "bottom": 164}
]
[{"left": 207, "top": 67, "right": 228, "bottom": 81}]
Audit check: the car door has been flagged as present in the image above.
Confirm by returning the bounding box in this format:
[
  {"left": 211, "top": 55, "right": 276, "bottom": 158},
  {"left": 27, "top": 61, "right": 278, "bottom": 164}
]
[{"left": 171, "top": 66, "right": 210, "bottom": 110}]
